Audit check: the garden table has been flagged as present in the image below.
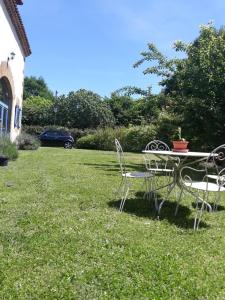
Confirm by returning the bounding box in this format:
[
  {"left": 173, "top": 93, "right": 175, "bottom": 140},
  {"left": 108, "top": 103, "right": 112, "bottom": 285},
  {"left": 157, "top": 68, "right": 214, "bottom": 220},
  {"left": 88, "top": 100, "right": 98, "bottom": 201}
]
[{"left": 142, "top": 150, "right": 213, "bottom": 214}]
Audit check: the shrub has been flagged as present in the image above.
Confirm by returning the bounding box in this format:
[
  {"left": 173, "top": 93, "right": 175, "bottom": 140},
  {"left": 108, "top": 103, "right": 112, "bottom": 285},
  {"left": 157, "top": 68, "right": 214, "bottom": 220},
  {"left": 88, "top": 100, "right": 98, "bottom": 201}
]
[
  {"left": 0, "top": 136, "right": 18, "bottom": 160},
  {"left": 92, "top": 128, "right": 117, "bottom": 151},
  {"left": 123, "top": 125, "right": 157, "bottom": 152},
  {"left": 76, "top": 134, "right": 98, "bottom": 149},
  {"left": 76, "top": 125, "right": 157, "bottom": 152},
  {"left": 16, "top": 133, "right": 40, "bottom": 150},
  {"left": 76, "top": 127, "right": 128, "bottom": 151}
]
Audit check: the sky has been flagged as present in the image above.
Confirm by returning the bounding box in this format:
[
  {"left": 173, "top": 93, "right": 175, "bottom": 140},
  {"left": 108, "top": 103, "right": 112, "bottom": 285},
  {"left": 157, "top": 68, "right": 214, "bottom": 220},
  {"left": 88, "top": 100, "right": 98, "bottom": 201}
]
[{"left": 19, "top": 0, "right": 225, "bottom": 98}]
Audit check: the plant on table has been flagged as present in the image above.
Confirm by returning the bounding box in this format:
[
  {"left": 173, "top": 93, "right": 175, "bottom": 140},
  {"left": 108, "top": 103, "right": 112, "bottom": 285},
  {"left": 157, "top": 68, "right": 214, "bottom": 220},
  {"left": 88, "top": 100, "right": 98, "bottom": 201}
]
[{"left": 172, "top": 127, "right": 189, "bottom": 152}]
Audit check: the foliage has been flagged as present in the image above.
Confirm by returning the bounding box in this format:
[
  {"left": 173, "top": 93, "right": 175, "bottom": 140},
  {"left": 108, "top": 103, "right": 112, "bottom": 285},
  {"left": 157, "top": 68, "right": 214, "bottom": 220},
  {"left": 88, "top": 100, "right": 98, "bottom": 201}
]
[
  {"left": 0, "top": 148, "right": 225, "bottom": 299},
  {"left": 105, "top": 94, "right": 134, "bottom": 126},
  {"left": 76, "top": 127, "right": 125, "bottom": 150},
  {"left": 0, "top": 136, "right": 18, "bottom": 160},
  {"left": 16, "top": 133, "right": 40, "bottom": 150},
  {"left": 124, "top": 125, "right": 157, "bottom": 152},
  {"left": 135, "top": 23, "right": 225, "bottom": 149},
  {"left": 106, "top": 93, "right": 160, "bottom": 126},
  {"left": 77, "top": 125, "right": 156, "bottom": 152},
  {"left": 76, "top": 134, "right": 99, "bottom": 150},
  {"left": 23, "top": 76, "right": 54, "bottom": 100},
  {"left": 22, "top": 96, "right": 54, "bottom": 126},
  {"left": 54, "top": 89, "right": 115, "bottom": 129},
  {"left": 113, "top": 85, "right": 151, "bottom": 97}
]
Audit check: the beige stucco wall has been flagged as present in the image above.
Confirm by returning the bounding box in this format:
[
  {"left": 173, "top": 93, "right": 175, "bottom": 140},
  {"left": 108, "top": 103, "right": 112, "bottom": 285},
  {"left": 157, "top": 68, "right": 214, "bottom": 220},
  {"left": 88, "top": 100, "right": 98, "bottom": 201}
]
[{"left": 0, "top": 0, "right": 25, "bottom": 141}]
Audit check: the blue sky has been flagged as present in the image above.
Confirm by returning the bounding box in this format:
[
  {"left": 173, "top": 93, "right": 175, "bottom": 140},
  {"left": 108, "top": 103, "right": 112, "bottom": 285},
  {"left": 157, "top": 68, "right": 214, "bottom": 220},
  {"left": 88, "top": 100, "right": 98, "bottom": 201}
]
[{"left": 19, "top": 0, "right": 225, "bottom": 97}]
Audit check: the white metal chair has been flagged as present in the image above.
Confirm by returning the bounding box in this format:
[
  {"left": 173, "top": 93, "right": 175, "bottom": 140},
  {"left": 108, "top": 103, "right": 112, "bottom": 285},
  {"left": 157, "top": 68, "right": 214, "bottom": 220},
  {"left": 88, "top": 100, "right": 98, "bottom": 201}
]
[
  {"left": 144, "top": 140, "right": 177, "bottom": 210},
  {"left": 115, "top": 139, "right": 154, "bottom": 212},
  {"left": 179, "top": 144, "right": 225, "bottom": 230}
]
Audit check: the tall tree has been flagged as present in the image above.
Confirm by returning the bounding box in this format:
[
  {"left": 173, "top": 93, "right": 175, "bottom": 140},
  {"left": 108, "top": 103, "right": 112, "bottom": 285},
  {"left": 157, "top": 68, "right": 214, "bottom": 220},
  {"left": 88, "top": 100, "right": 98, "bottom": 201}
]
[
  {"left": 56, "top": 89, "right": 115, "bottom": 129},
  {"left": 23, "top": 76, "right": 54, "bottom": 100},
  {"left": 22, "top": 96, "right": 54, "bottom": 126},
  {"left": 135, "top": 23, "right": 225, "bottom": 149}
]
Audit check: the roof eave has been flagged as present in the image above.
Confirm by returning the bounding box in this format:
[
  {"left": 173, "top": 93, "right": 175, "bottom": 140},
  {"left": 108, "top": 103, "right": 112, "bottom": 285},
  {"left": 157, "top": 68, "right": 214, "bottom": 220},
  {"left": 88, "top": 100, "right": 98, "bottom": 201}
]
[{"left": 3, "top": 0, "right": 31, "bottom": 57}]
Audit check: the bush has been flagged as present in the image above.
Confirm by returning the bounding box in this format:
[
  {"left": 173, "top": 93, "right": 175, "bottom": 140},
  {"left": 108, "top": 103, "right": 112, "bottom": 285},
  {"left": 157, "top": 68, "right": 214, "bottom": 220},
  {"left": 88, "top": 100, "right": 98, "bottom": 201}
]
[
  {"left": 0, "top": 136, "right": 18, "bottom": 160},
  {"left": 76, "top": 125, "right": 157, "bottom": 152},
  {"left": 76, "top": 134, "right": 98, "bottom": 150},
  {"left": 16, "top": 133, "right": 40, "bottom": 150},
  {"left": 123, "top": 125, "right": 157, "bottom": 152},
  {"left": 77, "top": 127, "right": 127, "bottom": 151}
]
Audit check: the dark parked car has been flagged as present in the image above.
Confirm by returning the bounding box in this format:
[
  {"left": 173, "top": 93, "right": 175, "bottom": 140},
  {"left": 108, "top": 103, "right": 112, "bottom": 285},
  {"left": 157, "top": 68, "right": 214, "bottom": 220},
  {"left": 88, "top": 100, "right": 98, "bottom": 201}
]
[{"left": 39, "top": 130, "right": 74, "bottom": 148}]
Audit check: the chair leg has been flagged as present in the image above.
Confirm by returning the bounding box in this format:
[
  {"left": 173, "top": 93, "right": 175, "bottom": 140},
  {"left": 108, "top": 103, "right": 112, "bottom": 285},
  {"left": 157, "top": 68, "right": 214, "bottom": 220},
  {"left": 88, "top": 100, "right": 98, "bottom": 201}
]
[
  {"left": 119, "top": 183, "right": 130, "bottom": 212},
  {"left": 115, "top": 178, "right": 124, "bottom": 199},
  {"left": 158, "top": 182, "right": 175, "bottom": 216},
  {"left": 175, "top": 188, "right": 184, "bottom": 216},
  {"left": 143, "top": 178, "right": 150, "bottom": 200},
  {"left": 143, "top": 176, "right": 158, "bottom": 211},
  {"left": 193, "top": 197, "right": 200, "bottom": 230},
  {"left": 194, "top": 197, "right": 205, "bottom": 230},
  {"left": 213, "top": 192, "right": 221, "bottom": 211}
]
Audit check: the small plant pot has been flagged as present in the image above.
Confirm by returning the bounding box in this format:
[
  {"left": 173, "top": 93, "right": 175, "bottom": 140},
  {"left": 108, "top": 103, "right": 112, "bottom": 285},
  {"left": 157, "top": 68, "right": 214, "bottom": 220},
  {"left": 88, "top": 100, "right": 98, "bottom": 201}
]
[
  {"left": 0, "top": 156, "right": 9, "bottom": 167},
  {"left": 172, "top": 140, "right": 189, "bottom": 152}
]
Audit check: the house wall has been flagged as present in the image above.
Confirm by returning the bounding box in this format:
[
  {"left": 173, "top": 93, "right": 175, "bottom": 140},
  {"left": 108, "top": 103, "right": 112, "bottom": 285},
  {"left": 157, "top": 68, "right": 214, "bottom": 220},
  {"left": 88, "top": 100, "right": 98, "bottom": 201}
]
[{"left": 0, "top": 0, "right": 25, "bottom": 141}]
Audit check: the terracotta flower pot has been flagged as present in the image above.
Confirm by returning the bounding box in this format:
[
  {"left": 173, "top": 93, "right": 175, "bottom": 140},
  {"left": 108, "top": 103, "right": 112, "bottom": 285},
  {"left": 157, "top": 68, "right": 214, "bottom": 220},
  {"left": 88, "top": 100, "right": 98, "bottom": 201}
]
[{"left": 172, "top": 140, "right": 189, "bottom": 152}]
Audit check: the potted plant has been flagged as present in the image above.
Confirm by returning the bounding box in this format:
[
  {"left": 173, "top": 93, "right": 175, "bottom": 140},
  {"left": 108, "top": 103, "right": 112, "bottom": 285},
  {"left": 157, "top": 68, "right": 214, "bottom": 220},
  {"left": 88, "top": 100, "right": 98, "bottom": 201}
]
[
  {"left": 0, "top": 154, "right": 9, "bottom": 166},
  {"left": 0, "top": 136, "right": 18, "bottom": 167},
  {"left": 172, "top": 127, "right": 189, "bottom": 152}
]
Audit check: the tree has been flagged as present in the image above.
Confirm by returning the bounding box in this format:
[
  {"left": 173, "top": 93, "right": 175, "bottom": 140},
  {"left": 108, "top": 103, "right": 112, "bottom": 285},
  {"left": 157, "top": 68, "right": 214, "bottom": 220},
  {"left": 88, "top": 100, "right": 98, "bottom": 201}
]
[
  {"left": 22, "top": 96, "right": 54, "bottom": 126},
  {"left": 105, "top": 94, "right": 134, "bottom": 126},
  {"left": 23, "top": 76, "right": 54, "bottom": 100},
  {"left": 135, "top": 23, "right": 225, "bottom": 149},
  {"left": 106, "top": 91, "right": 161, "bottom": 126},
  {"left": 56, "top": 89, "right": 115, "bottom": 129}
]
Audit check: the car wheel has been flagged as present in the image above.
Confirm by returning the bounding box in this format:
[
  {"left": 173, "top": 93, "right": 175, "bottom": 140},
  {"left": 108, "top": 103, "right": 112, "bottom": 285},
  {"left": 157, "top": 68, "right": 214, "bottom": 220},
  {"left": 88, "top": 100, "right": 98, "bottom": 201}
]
[{"left": 64, "top": 141, "right": 73, "bottom": 149}]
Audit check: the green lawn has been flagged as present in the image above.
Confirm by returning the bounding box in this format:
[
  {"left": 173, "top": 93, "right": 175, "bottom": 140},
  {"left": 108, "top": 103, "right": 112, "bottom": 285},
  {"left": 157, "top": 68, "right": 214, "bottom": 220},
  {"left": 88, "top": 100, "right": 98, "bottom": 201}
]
[{"left": 0, "top": 148, "right": 225, "bottom": 299}]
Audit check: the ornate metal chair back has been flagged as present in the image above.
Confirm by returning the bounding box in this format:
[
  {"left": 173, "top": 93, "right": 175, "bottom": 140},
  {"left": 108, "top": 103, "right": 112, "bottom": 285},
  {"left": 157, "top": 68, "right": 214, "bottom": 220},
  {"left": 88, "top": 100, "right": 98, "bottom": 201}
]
[
  {"left": 206, "top": 144, "right": 225, "bottom": 177},
  {"left": 145, "top": 140, "right": 170, "bottom": 151},
  {"left": 115, "top": 139, "right": 127, "bottom": 175},
  {"left": 145, "top": 140, "right": 172, "bottom": 170}
]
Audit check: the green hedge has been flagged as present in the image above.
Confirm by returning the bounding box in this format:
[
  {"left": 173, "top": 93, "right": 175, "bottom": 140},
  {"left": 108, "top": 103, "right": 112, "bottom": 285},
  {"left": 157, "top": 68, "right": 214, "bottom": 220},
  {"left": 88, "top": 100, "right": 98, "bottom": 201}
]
[
  {"left": 77, "top": 126, "right": 158, "bottom": 152},
  {"left": 24, "top": 121, "right": 179, "bottom": 152}
]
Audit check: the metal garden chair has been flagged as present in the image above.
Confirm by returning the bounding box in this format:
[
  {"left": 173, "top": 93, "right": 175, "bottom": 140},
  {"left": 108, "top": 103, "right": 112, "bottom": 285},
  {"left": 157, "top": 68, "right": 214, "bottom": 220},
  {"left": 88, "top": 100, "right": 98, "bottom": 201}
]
[
  {"left": 115, "top": 139, "right": 154, "bottom": 212},
  {"left": 144, "top": 140, "right": 177, "bottom": 210},
  {"left": 179, "top": 144, "right": 225, "bottom": 230}
]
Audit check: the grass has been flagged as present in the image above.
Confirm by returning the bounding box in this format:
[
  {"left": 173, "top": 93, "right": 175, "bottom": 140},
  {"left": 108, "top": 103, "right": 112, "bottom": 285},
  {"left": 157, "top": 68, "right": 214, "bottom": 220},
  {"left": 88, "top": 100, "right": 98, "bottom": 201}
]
[{"left": 0, "top": 147, "right": 225, "bottom": 299}]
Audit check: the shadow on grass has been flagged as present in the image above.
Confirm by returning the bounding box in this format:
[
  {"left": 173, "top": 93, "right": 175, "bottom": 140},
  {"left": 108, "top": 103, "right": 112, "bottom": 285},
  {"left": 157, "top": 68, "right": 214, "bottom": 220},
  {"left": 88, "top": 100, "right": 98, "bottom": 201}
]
[
  {"left": 108, "top": 191, "right": 209, "bottom": 230},
  {"left": 191, "top": 201, "right": 225, "bottom": 212},
  {"left": 77, "top": 162, "right": 145, "bottom": 173}
]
